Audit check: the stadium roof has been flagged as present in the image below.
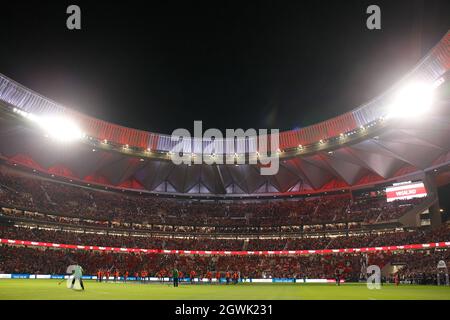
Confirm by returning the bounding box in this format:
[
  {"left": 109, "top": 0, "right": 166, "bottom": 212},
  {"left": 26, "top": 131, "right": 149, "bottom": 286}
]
[{"left": 0, "top": 31, "right": 449, "bottom": 197}]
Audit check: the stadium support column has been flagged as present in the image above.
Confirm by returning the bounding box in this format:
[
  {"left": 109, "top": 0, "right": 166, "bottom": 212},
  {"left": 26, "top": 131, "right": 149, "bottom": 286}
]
[
  {"left": 424, "top": 172, "right": 442, "bottom": 229},
  {"left": 429, "top": 202, "right": 442, "bottom": 229}
]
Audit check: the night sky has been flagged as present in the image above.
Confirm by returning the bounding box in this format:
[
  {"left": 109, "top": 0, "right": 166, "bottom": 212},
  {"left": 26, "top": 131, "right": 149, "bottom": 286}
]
[{"left": 1, "top": 0, "right": 449, "bottom": 134}]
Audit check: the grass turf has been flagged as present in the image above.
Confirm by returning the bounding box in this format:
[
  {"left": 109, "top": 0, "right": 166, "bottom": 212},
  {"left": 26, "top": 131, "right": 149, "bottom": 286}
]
[{"left": 1, "top": 280, "right": 450, "bottom": 300}]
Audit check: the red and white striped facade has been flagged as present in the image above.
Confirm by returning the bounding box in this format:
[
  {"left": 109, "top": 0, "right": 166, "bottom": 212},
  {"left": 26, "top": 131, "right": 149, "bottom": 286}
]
[{"left": 1, "top": 238, "right": 449, "bottom": 256}]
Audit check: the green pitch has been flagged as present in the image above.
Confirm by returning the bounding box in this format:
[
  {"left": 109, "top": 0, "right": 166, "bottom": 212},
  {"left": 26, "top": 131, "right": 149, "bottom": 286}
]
[{"left": 1, "top": 280, "right": 450, "bottom": 300}]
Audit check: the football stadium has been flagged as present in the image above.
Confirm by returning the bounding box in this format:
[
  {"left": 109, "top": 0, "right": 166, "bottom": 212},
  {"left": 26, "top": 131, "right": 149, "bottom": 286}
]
[{"left": 0, "top": 2, "right": 450, "bottom": 302}]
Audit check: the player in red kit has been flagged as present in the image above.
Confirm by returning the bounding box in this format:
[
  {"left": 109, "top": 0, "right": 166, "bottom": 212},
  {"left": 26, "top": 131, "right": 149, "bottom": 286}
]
[
  {"left": 141, "top": 270, "right": 147, "bottom": 283},
  {"left": 233, "top": 272, "right": 239, "bottom": 284},
  {"left": 216, "top": 271, "right": 221, "bottom": 284},
  {"left": 394, "top": 273, "right": 400, "bottom": 286},
  {"left": 190, "top": 270, "right": 196, "bottom": 284}
]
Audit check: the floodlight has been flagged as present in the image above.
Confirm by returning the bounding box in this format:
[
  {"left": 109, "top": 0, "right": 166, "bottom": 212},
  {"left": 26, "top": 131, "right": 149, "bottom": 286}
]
[
  {"left": 387, "top": 82, "right": 434, "bottom": 119},
  {"left": 38, "top": 116, "right": 84, "bottom": 142}
]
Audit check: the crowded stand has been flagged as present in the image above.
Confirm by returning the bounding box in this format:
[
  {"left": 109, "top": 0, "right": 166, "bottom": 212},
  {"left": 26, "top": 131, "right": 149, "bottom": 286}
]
[
  {"left": 0, "top": 244, "right": 448, "bottom": 283},
  {"left": 0, "top": 166, "right": 428, "bottom": 232},
  {"left": 1, "top": 225, "right": 449, "bottom": 251},
  {"left": 0, "top": 164, "right": 449, "bottom": 285}
]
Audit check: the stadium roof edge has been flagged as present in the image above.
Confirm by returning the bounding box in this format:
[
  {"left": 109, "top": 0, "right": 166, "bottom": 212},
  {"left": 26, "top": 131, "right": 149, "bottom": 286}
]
[{"left": 0, "top": 30, "right": 448, "bottom": 154}]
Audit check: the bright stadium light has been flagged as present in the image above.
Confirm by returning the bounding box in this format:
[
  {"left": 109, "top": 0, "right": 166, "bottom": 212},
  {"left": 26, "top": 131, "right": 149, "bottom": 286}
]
[
  {"left": 37, "top": 116, "right": 84, "bottom": 142},
  {"left": 387, "top": 82, "right": 434, "bottom": 119}
]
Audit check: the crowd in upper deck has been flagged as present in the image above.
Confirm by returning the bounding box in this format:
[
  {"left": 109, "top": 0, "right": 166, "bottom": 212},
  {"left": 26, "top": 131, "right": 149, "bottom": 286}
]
[{"left": 0, "top": 168, "right": 423, "bottom": 230}]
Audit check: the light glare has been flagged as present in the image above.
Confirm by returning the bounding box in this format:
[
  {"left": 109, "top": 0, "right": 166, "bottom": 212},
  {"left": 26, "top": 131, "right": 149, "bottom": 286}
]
[
  {"left": 388, "top": 82, "right": 434, "bottom": 119},
  {"left": 38, "top": 116, "right": 84, "bottom": 142}
]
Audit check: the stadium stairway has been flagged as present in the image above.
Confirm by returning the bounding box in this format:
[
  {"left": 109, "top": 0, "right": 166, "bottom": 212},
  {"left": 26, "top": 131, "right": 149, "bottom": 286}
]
[{"left": 242, "top": 239, "right": 249, "bottom": 250}]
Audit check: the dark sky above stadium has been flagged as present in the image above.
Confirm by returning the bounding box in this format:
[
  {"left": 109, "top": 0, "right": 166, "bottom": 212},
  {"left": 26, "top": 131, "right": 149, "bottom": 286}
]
[{"left": 0, "top": 0, "right": 449, "bottom": 134}]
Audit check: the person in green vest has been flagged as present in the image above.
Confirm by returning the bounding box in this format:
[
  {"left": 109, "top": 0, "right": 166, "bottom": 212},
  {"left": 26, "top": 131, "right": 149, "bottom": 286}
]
[{"left": 172, "top": 267, "right": 179, "bottom": 287}]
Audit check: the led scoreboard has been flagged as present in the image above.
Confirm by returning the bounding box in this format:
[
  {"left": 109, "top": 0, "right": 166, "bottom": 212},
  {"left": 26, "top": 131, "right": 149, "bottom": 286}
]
[{"left": 385, "top": 181, "right": 427, "bottom": 202}]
